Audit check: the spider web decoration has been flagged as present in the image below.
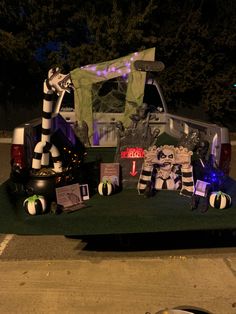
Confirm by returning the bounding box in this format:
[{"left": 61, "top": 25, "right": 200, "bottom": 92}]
[{"left": 92, "top": 77, "right": 127, "bottom": 113}]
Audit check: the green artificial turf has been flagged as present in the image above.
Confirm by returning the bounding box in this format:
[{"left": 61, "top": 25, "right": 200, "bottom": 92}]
[{"left": 1, "top": 179, "right": 236, "bottom": 235}]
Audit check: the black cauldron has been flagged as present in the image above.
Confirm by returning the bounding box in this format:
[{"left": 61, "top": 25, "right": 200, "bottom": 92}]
[{"left": 25, "top": 172, "right": 63, "bottom": 201}]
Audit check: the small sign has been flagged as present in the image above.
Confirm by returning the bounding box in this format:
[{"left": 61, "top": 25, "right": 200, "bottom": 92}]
[
  {"left": 80, "top": 184, "right": 90, "bottom": 201},
  {"left": 56, "top": 183, "right": 85, "bottom": 212},
  {"left": 100, "top": 163, "right": 120, "bottom": 187},
  {"left": 120, "top": 147, "right": 145, "bottom": 159},
  {"left": 194, "top": 180, "right": 210, "bottom": 197}
]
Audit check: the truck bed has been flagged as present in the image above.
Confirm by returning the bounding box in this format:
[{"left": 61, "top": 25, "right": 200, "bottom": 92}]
[{"left": 1, "top": 132, "right": 236, "bottom": 236}]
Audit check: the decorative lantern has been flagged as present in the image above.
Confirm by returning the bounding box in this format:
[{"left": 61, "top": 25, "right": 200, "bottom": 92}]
[
  {"left": 209, "top": 191, "right": 231, "bottom": 209},
  {"left": 23, "top": 195, "right": 47, "bottom": 215},
  {"left": 98, "top": 181, "right": 113, "bottom": 196}
]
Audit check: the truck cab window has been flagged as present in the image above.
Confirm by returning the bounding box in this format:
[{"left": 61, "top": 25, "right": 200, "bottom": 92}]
[
  {"left": 143, "top": 83, "right": 164, "bottom": 113},
  {"left": 60, "top": 89, "right": 75, "bottom": 111}
]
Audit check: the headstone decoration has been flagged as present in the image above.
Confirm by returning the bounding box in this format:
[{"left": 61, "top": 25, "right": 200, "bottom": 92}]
[
  {"left": 114, "top": 103, "right": 160, "bottom": 188},
  {"left": 137, "top": 145, "right": 194, "bottom": 197}
]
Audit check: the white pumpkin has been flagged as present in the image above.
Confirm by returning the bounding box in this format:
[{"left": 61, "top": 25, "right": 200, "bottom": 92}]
[
  {"left": 209, "top": 191, "right": 231, "bottom": 209},
  {"left": 98, "top": 181, "right": 113, "bottom": 196},
  {"left": 23, "top": 195, "right": 47, "bottom": 215}
]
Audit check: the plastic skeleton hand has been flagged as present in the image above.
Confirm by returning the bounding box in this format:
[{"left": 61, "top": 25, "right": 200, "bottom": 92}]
[
  {"left": 175, "top": 146, "right": 193, "bottom": 168},
  {"left": 143, "top": 145, "right": 159, "bottom": 166},
  {"left": 47, "top": 67, "right": 72, "bottom": 95}
]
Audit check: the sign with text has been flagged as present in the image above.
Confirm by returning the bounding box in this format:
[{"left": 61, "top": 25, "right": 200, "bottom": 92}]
[
  {"left": 115, "top": 146, "right": 145, "bottom": 188},
  {"left": 100, "top": 163, "right": 120, "bottom": 187},
  {"left": 120, "top": 147, "right": 145, "bottom": 159}
]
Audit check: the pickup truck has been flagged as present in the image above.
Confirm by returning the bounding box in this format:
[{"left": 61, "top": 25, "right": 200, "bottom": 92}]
[
  {"left": 5, "top": 48, "right": 234, "bottom": 236},
  {"left": 10, "top": 49, "right": 231, "bottom": 181}
]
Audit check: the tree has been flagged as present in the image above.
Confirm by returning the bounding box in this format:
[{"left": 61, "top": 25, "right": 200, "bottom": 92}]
[
  {"left": 0, "top": 0, "right": 235, "bottom": 129},
  {"left": 0, "top": 0, "right": 42, "bottom": 106},
  {"left": 151, "top": 0, "right": 236, "bottom": 127},
  {"left": 54, "top": 0, "right": 159, "bottom": 67}
]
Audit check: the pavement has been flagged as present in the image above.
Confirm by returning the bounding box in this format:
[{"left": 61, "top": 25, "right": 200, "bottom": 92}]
[
  {"left": 0, "top": 256, "right": 235, "bottom": 314},
  {"left": 0, "top": 139, "right": 236, "bottom": 314}
]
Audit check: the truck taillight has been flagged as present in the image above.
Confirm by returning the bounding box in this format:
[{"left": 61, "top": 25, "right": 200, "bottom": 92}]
[
  {"left": 219, "top": 143, "right": 231, "bottom": 175},
  {"left": 11, "top": 144, "right": 26, "bottom": 169}
]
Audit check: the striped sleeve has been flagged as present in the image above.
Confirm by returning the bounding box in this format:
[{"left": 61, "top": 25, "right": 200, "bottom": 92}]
[
  {"left": 137, "top": 164, "right": 153, "bottom": 194},
  {"left": 180, "top": 165, "right": 194, "bottom": 197}
]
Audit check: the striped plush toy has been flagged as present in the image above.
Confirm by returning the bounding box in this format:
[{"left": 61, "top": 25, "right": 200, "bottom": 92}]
[{"left": 31, "top": 68, "right": 71, "bottom": 173}]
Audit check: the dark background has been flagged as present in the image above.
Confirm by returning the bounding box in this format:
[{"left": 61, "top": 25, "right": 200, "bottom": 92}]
[{"left": 0, "top": 0, "right": 235, "bottom": 130}]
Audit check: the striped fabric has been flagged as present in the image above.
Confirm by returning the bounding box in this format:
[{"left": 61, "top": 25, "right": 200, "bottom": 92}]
[
  {"left": 138, "top": 164, "right": 194, "bottom": 196},
  {"left": 180, "top": 165, "right": 194, "bottom": 197},
  {"left": 154, "top": 171, "right": 181, "bottom": 190},
  {"left": 137, "top": 164, "right": 153, "bottom": 194},
  {"left": 32, "top": 141, "right": 62, "bottom": 172},
  {"left": 137, "top": 145, "right": 194, "bottom": 196},
  {"left": 31, "top": 80, "right": 62, "bottom": 172},
  {"left": 138, "top": 165, "right": 182, "bottom": 193},
  {"left": 41, "top": 87, "right": 54, "bottom": 144}
]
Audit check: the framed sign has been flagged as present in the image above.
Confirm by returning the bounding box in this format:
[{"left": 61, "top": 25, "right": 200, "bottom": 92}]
[
  {"left": 56, "top": 183, "right": 85, "bottom": 212},
  {"left": 100, "top": 163, "right": 120, "bottom": 187}
]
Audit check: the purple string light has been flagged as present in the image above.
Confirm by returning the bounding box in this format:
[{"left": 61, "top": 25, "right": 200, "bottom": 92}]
[{"left": 80, "top": 52, "right": 139, "bottom": 77}]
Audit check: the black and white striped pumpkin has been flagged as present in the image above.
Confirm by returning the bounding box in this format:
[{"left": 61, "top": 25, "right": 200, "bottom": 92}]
[
  {"left": 23, "top": 194, "right": 47, "bottom": 215},
  {"left": 98, "top": 181, "right": 113, "bottom": 196},
  {"left": 209, "top": 191, "right": 231, "bottom": 209}
]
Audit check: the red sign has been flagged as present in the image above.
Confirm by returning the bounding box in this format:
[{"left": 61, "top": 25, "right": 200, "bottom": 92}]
[
  {"left": 130, "top": 160, "right": 138, "bottom": 176},
  {"left": 121, "top": 147, "right": 145, "bottom": 159}
]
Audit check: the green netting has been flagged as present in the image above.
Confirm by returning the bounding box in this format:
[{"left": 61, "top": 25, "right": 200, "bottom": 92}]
[{"left": 70, "top": 48, "right": 156, "bottom": 143}]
